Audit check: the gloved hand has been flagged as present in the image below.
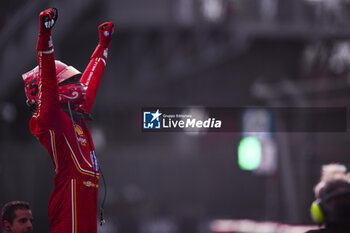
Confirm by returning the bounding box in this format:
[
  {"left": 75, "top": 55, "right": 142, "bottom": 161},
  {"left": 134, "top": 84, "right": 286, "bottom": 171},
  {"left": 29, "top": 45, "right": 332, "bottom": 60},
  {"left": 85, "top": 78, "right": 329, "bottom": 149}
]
[
  {"left": 39, "top": 8, "right": 58, "bottom": 31},
  {"left": 98, "top": 22, "right": 114, "bottom": 48},
  {"left": 91, "top": 22, "right": 114, "bottom": 59},
  {"left": 37, "top": 8, "right": 58, "bottom": 51}
]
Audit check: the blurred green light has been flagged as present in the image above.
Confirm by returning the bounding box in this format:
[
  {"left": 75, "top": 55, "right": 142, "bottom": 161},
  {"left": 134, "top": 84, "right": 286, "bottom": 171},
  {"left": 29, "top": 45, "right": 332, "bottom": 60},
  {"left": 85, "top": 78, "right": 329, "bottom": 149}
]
[{"left": 238, "top": 136, "right": 262, "bottom": 170}]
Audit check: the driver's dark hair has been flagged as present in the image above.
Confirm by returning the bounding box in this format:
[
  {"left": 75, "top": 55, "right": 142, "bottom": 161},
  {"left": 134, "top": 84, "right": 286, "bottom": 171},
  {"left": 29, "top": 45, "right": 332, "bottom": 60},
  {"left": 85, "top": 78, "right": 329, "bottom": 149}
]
[
  {"left": 1, "top": 201, "right": 31, "bottom": 225},
  {"left": 320, "top": 181, "right": 350, "bottom": 223}
]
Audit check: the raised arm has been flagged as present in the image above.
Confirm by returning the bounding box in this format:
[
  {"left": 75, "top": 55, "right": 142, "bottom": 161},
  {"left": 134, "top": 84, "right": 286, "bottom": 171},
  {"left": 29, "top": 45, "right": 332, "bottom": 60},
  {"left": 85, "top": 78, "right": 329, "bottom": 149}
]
[
  {"left": 80, "top": 22, "right": 114, "bottom": 113},
  {"left": 35, "top": 8, "right": 61, "bottom": 129}
]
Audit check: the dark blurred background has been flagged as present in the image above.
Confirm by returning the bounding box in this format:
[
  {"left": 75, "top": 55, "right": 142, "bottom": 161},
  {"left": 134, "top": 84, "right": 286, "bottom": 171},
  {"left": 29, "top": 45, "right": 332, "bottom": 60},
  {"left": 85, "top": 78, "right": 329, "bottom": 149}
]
[{"left": 1, "top": 0, "right": 350, "bottom": 232}]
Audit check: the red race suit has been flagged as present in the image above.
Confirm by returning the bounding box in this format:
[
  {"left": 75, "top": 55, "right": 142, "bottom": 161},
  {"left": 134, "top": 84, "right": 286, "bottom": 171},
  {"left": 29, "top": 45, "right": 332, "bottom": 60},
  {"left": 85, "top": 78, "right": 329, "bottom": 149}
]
[{"left": 29, "top": 26, "right": 111, "bottom": 233}]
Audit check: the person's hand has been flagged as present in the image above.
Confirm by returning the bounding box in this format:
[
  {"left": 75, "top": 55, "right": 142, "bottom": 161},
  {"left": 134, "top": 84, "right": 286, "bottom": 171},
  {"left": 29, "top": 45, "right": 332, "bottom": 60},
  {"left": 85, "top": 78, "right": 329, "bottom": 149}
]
[
  {"left": 91, "top": 22, "right": 114, "bottom": 59},
  {"left": 39, "top": 8, "right": 58, "bottom": 32},
  {"left": 98, "top": 22, "right": 114, "bottom": 48},
  {"left": 37, "top": 8, "right": 58, "bottom": 51}
]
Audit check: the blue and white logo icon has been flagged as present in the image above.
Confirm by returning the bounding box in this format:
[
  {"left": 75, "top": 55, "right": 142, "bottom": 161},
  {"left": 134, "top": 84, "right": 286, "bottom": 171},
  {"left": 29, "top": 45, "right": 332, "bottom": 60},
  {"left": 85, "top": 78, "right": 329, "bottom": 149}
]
[
  {"left": 143, "top": 109, "right": 162, "bottom": 129},
  {"left": 90, "top": 151, "right": 99, "bottom": 171}
]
